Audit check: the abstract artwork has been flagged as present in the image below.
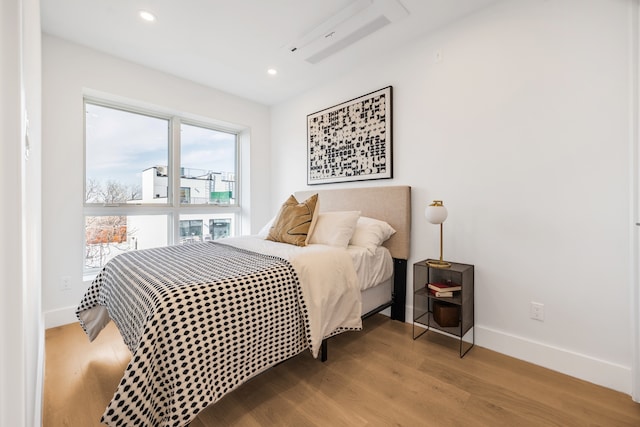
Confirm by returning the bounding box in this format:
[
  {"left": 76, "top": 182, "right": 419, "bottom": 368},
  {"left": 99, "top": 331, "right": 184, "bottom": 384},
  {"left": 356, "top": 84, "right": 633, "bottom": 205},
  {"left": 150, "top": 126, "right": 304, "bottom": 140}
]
[{"left": 307, "top": 86, "right": 392, "bottom": 185}]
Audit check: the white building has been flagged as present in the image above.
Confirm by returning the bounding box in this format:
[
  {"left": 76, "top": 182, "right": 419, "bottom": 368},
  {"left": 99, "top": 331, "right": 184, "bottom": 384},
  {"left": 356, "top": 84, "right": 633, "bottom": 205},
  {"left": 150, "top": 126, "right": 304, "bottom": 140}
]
[{"left": 128, "top": 166, "right": 235, "bottom": 250}]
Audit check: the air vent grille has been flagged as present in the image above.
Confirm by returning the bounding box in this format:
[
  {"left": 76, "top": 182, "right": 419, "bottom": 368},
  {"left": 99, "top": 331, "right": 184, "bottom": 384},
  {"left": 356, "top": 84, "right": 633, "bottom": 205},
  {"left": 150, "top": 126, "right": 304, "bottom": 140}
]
[{"left": 285, "top": 0, "right": 408, "bottom": 64}]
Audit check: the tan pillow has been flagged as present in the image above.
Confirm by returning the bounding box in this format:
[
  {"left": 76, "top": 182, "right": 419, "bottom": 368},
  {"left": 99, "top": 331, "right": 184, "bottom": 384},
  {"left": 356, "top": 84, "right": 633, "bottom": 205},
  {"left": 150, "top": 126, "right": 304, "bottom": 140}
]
[{"left": 266, "top": 194, "right": 319, "bottom": 246}]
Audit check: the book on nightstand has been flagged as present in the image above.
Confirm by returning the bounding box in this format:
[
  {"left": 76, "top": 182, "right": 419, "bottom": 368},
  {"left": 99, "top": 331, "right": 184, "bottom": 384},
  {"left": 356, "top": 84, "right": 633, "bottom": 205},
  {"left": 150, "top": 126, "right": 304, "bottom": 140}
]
[
  {"left": 427, "top": 282, "right": 462, "bottom": 294},
  {"left": 429, "top": 289, "right": 453, "bottom": 297}
]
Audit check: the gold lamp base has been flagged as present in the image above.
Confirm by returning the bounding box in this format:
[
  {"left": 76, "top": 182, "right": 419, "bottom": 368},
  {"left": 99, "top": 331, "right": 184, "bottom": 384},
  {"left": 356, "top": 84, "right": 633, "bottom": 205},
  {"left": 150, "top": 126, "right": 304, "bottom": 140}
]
[{"left": 426, "top": 259, "right": 451, "bottom": 269}]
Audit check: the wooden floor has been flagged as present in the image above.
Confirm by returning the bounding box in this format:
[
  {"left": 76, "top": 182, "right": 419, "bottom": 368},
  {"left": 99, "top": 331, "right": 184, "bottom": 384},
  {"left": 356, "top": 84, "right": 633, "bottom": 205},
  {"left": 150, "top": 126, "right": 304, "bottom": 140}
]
[{"left": 44, "top": 315, "right": 640, "bottom": 426}]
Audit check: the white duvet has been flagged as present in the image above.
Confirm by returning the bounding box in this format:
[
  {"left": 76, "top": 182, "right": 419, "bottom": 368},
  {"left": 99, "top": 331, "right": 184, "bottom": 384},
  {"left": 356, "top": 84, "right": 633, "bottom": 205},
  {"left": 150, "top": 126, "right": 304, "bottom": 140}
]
[{"left": 220, "top": 235, "right": 363, "bottom": 357}]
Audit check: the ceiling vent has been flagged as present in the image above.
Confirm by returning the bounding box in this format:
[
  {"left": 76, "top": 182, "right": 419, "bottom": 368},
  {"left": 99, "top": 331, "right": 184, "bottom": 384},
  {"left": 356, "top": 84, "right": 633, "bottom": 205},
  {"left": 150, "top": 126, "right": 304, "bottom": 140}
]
[{"left": 286, "top": 0, "right": 409, "bottom": 64}]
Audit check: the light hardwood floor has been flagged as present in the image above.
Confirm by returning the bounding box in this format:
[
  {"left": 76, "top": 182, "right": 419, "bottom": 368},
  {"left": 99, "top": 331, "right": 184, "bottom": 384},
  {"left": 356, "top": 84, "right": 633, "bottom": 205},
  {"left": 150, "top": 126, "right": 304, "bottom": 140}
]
[{"left": 44, "top": 315, "right": 640, "bottom": 426}]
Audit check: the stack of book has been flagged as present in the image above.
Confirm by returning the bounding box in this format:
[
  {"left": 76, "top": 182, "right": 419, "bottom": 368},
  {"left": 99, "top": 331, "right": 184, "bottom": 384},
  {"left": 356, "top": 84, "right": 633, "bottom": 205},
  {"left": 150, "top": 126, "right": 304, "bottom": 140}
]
[{"left": 426, "top": 282, "right": 461, "bottom": 297}]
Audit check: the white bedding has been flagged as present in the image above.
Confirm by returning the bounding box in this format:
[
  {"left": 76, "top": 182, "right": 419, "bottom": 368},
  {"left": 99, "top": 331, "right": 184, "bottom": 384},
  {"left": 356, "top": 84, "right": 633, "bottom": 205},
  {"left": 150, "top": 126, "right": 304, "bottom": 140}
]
[
  {"left": 346, "top": 244, "right": 394, "bottom": 290},
  {"left": 219, "top": 236, "right": 363, "bottom": 353}
]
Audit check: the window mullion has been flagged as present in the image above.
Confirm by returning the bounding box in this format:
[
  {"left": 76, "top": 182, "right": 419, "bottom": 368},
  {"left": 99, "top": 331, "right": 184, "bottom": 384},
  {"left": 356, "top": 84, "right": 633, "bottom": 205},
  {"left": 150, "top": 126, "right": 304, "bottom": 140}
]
[{"left": 169, "top": 117, "right": 181, "bottom": 245}]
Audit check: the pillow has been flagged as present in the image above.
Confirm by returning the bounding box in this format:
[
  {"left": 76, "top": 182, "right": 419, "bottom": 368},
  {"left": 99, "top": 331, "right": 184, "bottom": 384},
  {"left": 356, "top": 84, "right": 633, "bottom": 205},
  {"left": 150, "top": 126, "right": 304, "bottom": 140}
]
[
  {"left": 308, "top": 211, "right": 361, "bottom": 248},
  {"left": 257, "top": 216, "right": 275, "bottom": 238},
  {"left": 349, "top": 216, "right": 396, "bottom": 253},
  {"left": 266, "top": 194, "right": 318, "bottom": 246}
]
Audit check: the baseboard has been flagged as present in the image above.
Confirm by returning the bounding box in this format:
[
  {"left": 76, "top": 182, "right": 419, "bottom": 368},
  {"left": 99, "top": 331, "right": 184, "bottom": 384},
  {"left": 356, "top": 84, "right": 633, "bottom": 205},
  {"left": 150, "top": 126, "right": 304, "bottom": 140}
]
[
  {"left": 44, "top": 306, "right": 78, "bottom": 329},
  {"left": 476, "top": 325, "right": 632, "bottom": 395}
]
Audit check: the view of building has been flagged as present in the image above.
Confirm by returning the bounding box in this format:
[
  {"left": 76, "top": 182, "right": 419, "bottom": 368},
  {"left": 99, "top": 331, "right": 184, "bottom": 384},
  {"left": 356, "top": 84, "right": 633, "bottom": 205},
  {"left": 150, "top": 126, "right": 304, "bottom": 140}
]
[{"left": 86, "top": 165, "right": 236, "bottom": 270}]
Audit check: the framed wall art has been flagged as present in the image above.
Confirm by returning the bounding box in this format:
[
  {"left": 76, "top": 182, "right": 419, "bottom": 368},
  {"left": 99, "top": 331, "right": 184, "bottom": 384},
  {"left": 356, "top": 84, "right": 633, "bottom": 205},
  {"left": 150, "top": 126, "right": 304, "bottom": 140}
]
[{"left": 307, "top": 86, "right": 392, "bottom": 185}]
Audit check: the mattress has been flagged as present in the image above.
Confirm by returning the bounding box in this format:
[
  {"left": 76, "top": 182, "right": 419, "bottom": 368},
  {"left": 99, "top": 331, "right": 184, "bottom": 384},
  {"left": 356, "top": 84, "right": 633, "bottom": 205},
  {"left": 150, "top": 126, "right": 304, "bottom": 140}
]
[{"left": 346, "top": 244, "right": 393, "bottom": 291}]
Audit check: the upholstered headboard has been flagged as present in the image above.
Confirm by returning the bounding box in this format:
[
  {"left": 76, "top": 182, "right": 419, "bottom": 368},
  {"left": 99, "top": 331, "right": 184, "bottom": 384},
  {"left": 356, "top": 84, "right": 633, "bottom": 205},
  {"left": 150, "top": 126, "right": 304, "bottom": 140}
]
[{"left": 295, "top": 186, "right": 411, "bottom": 260}]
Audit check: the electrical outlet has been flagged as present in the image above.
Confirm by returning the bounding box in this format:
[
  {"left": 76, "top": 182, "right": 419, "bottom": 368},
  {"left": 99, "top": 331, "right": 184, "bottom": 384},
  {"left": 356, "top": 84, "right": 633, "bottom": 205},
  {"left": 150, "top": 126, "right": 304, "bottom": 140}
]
[
  {"left": 61, "top": 276, "right": 71, "bottom": 291},
  {"left": 530, "top": 302, "right": 544, "bottom": 321}
]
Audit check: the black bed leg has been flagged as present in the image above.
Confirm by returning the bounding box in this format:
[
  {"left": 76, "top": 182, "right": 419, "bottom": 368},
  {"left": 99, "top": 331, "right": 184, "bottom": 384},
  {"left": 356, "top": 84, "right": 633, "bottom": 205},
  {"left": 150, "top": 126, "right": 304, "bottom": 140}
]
[
  {"left": 321, "top": 339, "right": 327, "bottom": 362},
  {"left": 391, "top": 259, "right": 407, "bottom": 322}
]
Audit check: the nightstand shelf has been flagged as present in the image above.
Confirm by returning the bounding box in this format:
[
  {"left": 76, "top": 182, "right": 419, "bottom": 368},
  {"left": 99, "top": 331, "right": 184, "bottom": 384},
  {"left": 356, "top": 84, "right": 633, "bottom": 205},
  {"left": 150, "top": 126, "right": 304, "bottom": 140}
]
[{"left": 413, "top": 259, "right": 474, "bottom": 357}]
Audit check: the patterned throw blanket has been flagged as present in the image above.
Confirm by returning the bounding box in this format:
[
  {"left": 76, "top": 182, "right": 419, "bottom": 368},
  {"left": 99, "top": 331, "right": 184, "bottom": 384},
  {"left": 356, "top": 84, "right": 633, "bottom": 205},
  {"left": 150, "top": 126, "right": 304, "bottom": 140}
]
[{"left": 77, "top": 242, "right": 311, "bottom": 427}]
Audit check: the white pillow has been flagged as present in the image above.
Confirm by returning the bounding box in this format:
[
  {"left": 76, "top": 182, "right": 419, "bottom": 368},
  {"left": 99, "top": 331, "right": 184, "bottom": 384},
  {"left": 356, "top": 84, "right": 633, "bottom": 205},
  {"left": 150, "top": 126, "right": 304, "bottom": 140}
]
[
  {"left": 257, "top": 216, "right": 275, "bottom": 238},
  {"left": 349, "top": 216, "right": 396, "bottom": 253},
  {"left": 308, "top": 211, "right": 361, "bottom": 248}
]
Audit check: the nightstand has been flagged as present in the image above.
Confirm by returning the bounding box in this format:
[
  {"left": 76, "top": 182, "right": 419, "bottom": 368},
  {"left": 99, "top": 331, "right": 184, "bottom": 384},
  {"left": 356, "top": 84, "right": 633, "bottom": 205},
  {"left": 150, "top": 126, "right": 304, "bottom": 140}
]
[{"left": 413, "top": 259, "right": 474, "bottom": 357}]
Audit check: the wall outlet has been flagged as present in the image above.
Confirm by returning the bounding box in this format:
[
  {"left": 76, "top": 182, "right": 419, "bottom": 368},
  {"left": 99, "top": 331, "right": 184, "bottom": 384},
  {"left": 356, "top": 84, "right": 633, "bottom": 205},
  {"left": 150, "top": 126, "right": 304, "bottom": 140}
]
[
  {"left": 61, "top": 276, "right": 71, "bottom": 291},
  {"left": 530, "top": 302, "right": 544, "bottom": 321}
]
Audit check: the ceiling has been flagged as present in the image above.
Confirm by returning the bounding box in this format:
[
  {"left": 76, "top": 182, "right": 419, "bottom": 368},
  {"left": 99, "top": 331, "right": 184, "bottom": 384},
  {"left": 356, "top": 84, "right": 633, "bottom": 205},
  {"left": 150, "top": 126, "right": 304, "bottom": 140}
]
[{"left": 41, "top": 0, "right": 501, "bottom": 106}]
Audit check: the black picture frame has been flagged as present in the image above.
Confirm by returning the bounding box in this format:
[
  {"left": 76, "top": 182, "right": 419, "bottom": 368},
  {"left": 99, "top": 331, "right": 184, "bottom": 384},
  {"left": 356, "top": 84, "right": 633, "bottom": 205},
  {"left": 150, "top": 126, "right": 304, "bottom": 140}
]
[{"left": 307, "top": 86, "right": 392, "bottom": 185}]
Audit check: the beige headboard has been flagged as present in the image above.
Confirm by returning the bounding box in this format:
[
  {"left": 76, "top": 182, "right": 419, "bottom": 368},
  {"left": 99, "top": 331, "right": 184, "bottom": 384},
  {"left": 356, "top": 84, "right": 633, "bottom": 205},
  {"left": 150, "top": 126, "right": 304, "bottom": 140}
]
[{"left": 295, "top": 186, "right": 411, "bottom": 260}]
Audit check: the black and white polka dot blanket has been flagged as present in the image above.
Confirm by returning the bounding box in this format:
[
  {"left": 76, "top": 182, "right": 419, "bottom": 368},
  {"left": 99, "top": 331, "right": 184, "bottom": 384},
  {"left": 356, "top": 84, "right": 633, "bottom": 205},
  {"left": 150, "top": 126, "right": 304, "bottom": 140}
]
[{"left": 76, "top": 240, "right": 361, "bottom": 427}]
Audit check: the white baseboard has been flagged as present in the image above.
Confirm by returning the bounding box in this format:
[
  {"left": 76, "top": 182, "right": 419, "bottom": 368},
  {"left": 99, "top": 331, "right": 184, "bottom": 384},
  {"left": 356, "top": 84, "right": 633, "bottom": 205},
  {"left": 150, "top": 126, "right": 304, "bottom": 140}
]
[
  {"left": 476, "top": 325, "right": 632, "bottom": 395},
  {"left": 44, "top": 306, "right": 78, "bottom": 329}
]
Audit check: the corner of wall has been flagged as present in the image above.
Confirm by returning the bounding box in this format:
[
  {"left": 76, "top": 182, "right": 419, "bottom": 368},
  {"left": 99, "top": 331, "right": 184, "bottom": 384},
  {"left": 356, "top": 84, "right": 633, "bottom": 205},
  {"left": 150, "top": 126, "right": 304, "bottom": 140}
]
[{"left": 44, "top": 306, "right": 79, "bottom": 329}]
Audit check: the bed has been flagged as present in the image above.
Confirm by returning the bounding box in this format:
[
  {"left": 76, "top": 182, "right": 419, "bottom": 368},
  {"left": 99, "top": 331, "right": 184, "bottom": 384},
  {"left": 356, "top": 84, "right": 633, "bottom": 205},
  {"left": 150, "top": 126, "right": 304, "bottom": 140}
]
[
  {"left": 295, "top": 186, "right": 410, "bottom": 322},
  {"left": 76, "top": 185, "right": 411, "bottom": 427}
]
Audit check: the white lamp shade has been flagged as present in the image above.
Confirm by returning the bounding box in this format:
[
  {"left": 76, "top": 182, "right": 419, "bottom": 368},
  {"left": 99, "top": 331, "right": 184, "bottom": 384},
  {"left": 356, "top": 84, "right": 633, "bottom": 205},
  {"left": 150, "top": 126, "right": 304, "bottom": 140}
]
[{"left": 425, "top": 201, "right": 448, "bottom": 224}]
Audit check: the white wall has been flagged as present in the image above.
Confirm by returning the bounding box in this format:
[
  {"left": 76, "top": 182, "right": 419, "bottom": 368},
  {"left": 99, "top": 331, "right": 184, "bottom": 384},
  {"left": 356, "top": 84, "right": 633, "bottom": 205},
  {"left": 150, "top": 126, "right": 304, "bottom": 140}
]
[
  {"left": 271, "top": 0, "right": 635, "bottom": 394},
  {"left": 41, "top": 35, "right": 272, "bottom": 326},
  {"left": 1, "top": 0, "right": 43, "bottom": 425}
]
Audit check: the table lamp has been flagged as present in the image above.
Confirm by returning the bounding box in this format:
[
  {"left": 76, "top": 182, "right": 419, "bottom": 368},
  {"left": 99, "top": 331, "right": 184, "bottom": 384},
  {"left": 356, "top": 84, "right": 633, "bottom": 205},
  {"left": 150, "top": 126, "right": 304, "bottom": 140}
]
[{"left": 425, "top": 200, "right": 451, "bottom": 268}]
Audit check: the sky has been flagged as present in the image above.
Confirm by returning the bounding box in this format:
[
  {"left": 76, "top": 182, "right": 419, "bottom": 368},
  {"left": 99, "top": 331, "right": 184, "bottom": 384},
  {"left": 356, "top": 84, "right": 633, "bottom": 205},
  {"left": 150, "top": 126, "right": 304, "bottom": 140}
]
[{"left": 85, "top": 103, "right": 236, "bottom": 191}]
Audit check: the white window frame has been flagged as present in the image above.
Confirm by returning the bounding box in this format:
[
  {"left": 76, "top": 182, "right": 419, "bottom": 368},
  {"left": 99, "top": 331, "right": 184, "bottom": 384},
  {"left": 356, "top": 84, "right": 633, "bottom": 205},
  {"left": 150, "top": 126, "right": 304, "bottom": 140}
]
[{"left": 83, "top": 97, "right": 241, "bottom": 274}]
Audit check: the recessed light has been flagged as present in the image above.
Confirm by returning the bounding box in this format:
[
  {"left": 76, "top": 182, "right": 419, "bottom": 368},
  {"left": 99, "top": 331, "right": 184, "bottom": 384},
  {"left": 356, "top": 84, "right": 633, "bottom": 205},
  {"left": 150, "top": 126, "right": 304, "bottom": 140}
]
[
  {"left": 139, "top": 10, "right": 156, "bottom": 22},
  {"left": 267, "top": 68, "right": 278, "bottom": 76}
]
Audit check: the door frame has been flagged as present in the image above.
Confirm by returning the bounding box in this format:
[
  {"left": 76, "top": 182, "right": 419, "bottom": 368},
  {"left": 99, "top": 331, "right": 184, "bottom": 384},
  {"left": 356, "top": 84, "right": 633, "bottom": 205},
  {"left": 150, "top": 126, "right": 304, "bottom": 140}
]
[{"left": 630, "top": 0, "right": 640, "bottom": 403}]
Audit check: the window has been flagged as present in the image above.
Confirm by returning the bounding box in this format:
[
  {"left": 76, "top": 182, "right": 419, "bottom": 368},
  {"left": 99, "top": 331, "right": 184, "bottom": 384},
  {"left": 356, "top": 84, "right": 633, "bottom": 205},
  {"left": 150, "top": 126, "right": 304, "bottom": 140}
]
[
  {"left": 84, "top": 100, "right": 239, "bottom": 272},
  {"left": 180, "top": 187, "right": 191, "bottom": 204},
  {"left": 180, "top": 123, "right": 236, "bottom": 206},
  {"left": 85, "top": 104, "right": 169, "bottom": 205},
  {"left": 85, "top": 215, "right": 169, "bottom": 268},
  {"left": 211, "top": 219, "right": 231, "bottom": 240},
  {"left": 179, "top": 219, "right": 203, "bottom": 243}
]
